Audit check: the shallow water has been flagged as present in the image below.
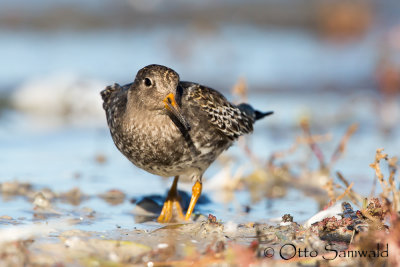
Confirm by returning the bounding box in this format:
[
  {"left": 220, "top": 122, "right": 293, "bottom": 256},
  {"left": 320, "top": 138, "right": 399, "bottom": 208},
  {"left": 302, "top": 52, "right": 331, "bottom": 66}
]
[
  {"left": 1, "top": 89, "right": 399, "bottom": 231},
  {"left": 0, "top": 22, "right": 399, "bottom": 232}
]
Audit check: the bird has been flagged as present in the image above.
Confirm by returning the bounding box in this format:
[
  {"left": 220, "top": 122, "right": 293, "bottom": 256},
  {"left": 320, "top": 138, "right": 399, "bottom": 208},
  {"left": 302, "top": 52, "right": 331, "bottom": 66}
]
[{"left": 100, "top": 64, "right": 273, "bottom": 223}]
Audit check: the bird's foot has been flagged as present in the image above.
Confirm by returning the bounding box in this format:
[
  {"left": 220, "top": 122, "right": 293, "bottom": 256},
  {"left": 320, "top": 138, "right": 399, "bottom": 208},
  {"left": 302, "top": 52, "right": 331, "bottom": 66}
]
[
  {"left": 184, "top": 181, "right": 202, "bottom": 221},
  {"left": 157, "top": 176, "right": 184, "bottom": 223},
  {"left": 157, "top": 197, "right": 184, "bottom": 223}
]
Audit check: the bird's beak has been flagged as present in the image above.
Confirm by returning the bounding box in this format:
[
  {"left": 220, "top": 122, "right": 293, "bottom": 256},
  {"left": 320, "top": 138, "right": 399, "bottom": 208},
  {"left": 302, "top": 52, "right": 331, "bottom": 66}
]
[{"left": 163, "top": 93, "right": 191, "bottom": 131}]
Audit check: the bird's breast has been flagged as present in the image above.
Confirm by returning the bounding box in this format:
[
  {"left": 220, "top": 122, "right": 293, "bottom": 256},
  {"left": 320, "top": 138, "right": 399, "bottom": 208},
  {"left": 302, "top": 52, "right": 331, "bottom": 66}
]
[
  {"left": 110, "top": 112, "right": 194, "bottom": 175},
  {"left": 109, "top": 107, "right": 231, "bottom": 177}
]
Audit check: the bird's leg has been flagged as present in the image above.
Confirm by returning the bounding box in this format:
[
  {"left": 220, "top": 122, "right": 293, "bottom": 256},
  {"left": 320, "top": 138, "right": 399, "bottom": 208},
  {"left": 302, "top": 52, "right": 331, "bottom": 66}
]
[
  {"left": 157, "top": 176, "right": 184, "bottom": 223},
  {"left": 185, "top": 180, "right": 202, "bottom": 220}
]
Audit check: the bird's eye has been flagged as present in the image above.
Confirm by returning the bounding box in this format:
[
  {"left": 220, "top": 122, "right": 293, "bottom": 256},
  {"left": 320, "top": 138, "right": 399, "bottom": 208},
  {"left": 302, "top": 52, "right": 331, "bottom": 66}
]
[{"left": 144, "top": 78, "right": 152, "bottom": 87}]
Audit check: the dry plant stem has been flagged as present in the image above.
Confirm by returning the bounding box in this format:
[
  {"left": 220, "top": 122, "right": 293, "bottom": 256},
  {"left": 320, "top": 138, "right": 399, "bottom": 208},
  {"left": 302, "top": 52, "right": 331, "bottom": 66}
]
[
  {"left": 335, "top": 182, "right": 354, "bottom": 203},
  {"left": 360, "top": 208, "right": 384, "bottom": 226},
  {"left": 368, "top": 149, "right": 400, "bottom": 214},
  {"left": 297, "top": 134, "right": 332, "bottom": 144},
  {"left": 336, "top": 171, "right": 361, "bottom": 206},
  {"left": 349, "top": 230, "right": 356, "bottom": 244},
  {"left": 239, "top": 137, "right": 262, "bottom": 166},
  {"left": 330, "top": 123, "right": 358, "bottom": 165},
  {"left": 323, "top": 180, "right": 336, "bottom": 202},
  {"left": 231, "top": 77, "right": 248, "bottom": 103},
  {"left": 268, "top": 134, "right": 331, "bottom": 165},
  {"left": 369, "top": 148, "right": 390, "bottom": 196},
  {"left": 268, "top": 140, "right": 300, "bottom": 165},
  {"left": 300, "top": 119, "right": 325, "bottom": 168},
  {"left": 370, "top": 176, "right": 377, "bottom": 198},
  {"left": 388, "top": 157, "right": 399, "bottom": 212}
]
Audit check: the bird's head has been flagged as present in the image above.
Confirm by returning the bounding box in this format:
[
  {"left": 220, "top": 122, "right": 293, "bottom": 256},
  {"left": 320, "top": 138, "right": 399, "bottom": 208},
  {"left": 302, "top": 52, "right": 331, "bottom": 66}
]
[{"left": 129, "top": 64, "right": 190, "bottom": 130}]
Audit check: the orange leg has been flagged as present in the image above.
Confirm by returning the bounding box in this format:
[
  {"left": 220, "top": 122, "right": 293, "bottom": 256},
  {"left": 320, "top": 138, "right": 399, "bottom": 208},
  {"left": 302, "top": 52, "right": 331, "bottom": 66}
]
[
  {"left": 185, "top": 181, "right": 202, "bottom": 221},
  {"left": 157, "top": 176, "right": 184, "bottom": 223}
]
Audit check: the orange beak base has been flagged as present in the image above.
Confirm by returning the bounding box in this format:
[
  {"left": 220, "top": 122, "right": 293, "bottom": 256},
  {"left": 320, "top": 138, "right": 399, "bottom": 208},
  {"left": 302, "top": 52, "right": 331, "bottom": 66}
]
[{"left": 163, "top": 93, "right": 191, "bottom": 131}]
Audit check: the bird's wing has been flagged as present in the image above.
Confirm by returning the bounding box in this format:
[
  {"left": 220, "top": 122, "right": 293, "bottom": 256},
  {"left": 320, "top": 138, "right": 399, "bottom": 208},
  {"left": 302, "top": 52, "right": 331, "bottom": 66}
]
[
  {"left": 101, "top": 82, "right": 131, "bottom": 110},
  {"left": 182, "top": 82, "right": 254, "bottom": 140}
]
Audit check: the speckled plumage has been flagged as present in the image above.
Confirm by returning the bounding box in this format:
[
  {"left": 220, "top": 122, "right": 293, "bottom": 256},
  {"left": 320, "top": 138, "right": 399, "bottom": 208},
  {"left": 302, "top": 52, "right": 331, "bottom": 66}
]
[{"left": 101, "top": 64, "right": 272, "bottom": 182}]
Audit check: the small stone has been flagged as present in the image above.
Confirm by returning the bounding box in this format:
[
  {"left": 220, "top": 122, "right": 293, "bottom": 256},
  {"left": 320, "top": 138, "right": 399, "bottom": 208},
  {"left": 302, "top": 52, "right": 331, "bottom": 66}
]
[
  {"left": 99, "top": 189, "right": 125, "bottom": 205},
  {"left": 95, "top": 154, "right": 107, "bottom": 164},
  {"left": 33, "top": 192, "right": 51, "bottom": 209},
  {"left": 282, "top": 214, "right": 294, "bottom": 223}
]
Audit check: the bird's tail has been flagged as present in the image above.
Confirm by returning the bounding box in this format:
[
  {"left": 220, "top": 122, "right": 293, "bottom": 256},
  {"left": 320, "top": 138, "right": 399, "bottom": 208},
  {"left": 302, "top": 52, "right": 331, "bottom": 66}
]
[
  {"left": 255, "top": 110, "right": 274, "bottom": 120},
  {"left": 238, "top": 103, "right": 274, "bottom": 121}
]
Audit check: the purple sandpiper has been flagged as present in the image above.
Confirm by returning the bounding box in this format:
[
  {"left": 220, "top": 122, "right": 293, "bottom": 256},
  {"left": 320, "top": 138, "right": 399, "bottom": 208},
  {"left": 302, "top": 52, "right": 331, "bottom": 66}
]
[{"left": 101, "top": 64, "right": 273, "bottom": 222}]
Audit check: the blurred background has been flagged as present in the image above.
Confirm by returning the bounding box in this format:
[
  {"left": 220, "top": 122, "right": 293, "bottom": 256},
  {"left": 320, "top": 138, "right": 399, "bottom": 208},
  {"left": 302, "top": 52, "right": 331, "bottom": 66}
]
[{"left": 0, "top": 0, "right": 399, "bottom": 229}]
